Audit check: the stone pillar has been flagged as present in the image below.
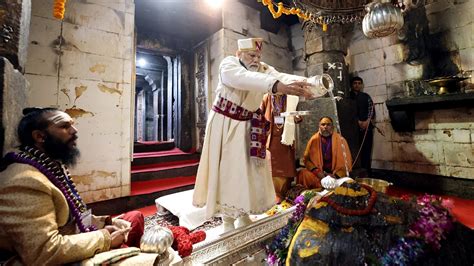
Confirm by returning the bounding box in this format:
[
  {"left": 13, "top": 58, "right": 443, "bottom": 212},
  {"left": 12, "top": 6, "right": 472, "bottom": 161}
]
[
  {"left": 1, "top": 58, "right": 29, "bottom": 155},
  {"left": 0, "top": 0, "right": 31, "bottom": 154},
  {"left": 297, "top": 23, "right": 359, "bottom": 164},
  {"left": 194, "top": 43, "right": 209, "bottom": 152},
  {"left": 0, "top": 0, "right": 31, "bottom": 72}
]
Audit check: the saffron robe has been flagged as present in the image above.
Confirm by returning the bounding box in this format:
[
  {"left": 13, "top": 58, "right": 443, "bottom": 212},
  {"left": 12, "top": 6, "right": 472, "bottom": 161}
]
[
  {"left": 297, "top": 132, "right": 353, "bottom": 189},
  {"left": 260, "top": 93, "right": 301, "bottom": 178}
]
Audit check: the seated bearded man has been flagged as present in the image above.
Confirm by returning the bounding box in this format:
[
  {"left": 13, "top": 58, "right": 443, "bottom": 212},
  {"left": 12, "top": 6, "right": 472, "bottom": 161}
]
[
  {"left": 0, "top": 108, "right": 144, "bottom": 265},
  {"left": 297, "top": 116, "right": 353, "bottom": 189}
]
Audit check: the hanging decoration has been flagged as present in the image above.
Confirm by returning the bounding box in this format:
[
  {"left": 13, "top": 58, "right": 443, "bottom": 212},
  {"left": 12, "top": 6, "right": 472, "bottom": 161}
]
[
  {"left": 260, "top": 0, "right": 330, "bottom": 31},
  {"left": 261, "top": 0, "right": 309, "bottom": 20},
  {"left": 53, "top": 0, "right": 67, "bottom": 20},
  {"left": 258, "top": 0, "right": 369, "bottom": 32},
  {"left": 362, "top": 0, "right": 404, "bottom": 38}
]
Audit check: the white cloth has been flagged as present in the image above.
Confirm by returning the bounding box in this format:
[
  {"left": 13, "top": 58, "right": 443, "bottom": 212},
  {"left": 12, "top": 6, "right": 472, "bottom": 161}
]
[
  {"left": 281, "top": 95, "right": 299, "bottom": 145},
  {"left": 156, "top": 190, "right": 207, "bottom": 230},
  {"left": 192, "top": 56, "right": 307, "bottom": 219}
]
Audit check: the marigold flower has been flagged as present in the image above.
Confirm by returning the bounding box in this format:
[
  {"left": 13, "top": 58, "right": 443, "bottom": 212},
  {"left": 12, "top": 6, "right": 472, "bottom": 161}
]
[{"left": 53, "top": 0, "right": 67, "bottom": 20}]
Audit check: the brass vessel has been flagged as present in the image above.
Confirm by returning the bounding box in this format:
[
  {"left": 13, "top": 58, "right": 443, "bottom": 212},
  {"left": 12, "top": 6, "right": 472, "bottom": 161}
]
[
  {"left": 356, "top": 178, "right": 393, "bottom": 193},
  {"left": 427, "top": 77, "right": 468, "bottom": 95}
]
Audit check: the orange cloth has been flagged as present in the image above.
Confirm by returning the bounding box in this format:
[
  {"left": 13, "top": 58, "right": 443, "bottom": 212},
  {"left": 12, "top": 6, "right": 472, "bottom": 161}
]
[
  {"left": 297, "top": 132, "right": 352, "bottom": 189},
  {"left": 296, "top": 169, "right": 322, "bottom": 189}
]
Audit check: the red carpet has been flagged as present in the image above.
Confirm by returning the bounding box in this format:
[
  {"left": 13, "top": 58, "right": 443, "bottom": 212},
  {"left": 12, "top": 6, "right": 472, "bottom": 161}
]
[
  {"left": 131, "top": 159, "right": 199, "bottom": 173},
  {"left": 133, "top": 148, "right": 194, "bottom": 159},
  {"left": 136, "top": 140, "right": 173, "bottom": 145},
  {"left": 130, "top": 176, "right": 196, "bottom": 196},
  {"left": 387, "top": 186, "right": 474, "bottom": 230}
]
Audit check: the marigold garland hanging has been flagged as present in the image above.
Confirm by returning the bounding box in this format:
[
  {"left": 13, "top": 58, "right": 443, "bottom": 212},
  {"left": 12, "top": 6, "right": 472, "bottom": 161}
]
[
  {"left": 259, "top": 0, "right": 329, "bottom": 31},
  {"left": 53, "top": 0, "right": 67, "bottom": 20}
]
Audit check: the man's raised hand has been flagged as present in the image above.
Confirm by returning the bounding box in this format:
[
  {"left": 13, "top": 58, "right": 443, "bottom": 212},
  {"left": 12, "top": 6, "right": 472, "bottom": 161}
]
[{"left": 276, "top": 81, "right": 314, "bottom": 99}]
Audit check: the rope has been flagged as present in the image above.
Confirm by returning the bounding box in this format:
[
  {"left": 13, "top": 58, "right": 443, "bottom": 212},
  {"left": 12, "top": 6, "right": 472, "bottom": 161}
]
[{"left": 352, "top": 103, "right": 375, "bottom": 168}]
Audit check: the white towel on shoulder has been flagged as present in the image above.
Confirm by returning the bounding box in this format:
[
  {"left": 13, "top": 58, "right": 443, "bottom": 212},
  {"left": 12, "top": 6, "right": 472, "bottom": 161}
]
[{"left": 281, "top": 95, "right": 299, "bottom": 145}]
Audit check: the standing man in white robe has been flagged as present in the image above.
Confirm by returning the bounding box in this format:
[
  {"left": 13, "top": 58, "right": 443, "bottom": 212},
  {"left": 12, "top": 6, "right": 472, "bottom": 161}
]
[{"left": 192, "top": 38, "right": 315, "bottom": 233}]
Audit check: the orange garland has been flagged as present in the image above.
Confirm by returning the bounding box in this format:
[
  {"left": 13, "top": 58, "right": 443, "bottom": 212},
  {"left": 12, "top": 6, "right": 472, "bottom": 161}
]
[
  {"left": 259, "top": 0, "right": 328, "bottom": 31},
  {"left": 53, "top": 0, "right": 67, "bottom": 20},
  {"left": 261, "top": 0, "right": 308, "bottom": 20}
]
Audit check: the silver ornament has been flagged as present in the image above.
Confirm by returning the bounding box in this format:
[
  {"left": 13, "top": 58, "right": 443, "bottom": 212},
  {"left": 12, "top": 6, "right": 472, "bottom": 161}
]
[
  {"left": 363, "top": 0, "right": 404, "bottom": 38},
  {"left": 140, "top": 225, "right": 174, "bottom": 254}
]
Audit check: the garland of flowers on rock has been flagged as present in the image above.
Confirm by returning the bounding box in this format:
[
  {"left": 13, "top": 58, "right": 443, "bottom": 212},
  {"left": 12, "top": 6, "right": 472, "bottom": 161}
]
[
  {"left": 5, "top": 146, "right": 97, "bottom": 233},
  {"left": 319, "top": 183, "right": 377, "bottom": 216},
  {"left": 266, "top": 190, "right": 316, "bottom": 265},
  {"left": 53, "top": 0, "right": 67, "bottom": 20},
  {"left": 380, "top": 194, "right": 454, "bottom": 265},
  {"left": 266, "top": 188, "right": 454, "bottom": 265}
]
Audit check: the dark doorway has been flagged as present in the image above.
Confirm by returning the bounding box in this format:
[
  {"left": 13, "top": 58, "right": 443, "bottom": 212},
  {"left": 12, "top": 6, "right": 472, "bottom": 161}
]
[{"left": 134, "top": 49, "right": 181, "bottom": 143}]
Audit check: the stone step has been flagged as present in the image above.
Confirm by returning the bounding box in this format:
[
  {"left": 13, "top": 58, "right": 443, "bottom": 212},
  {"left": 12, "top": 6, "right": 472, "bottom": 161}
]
[
  {"left": 132, "top": 148, "right": 200, "bottom": 167},
  {"left": 131, "top": 161, "right": 199, "bottom": 182},
  {"left": 133, "top": 141, "right": 175, "bottom": 153}
]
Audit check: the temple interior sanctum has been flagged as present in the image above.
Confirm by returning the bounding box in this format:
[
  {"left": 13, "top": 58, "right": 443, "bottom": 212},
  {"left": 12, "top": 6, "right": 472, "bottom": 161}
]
[{"left": 1, "top": 0, "right": 473, "bottom": 265}]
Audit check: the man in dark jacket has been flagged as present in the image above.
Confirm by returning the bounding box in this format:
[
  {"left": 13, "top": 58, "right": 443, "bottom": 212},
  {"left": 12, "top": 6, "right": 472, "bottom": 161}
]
[{"left": 350, "top": 77, "right": 375, "bottom": 177}]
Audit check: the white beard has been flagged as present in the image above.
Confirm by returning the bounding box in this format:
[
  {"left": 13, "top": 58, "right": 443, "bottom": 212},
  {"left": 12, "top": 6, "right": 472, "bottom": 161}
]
[
  {"left": 248, "top": 65, "right": 259, "bottom": 72},
  {"left": 321, "top": 131, "right": 332, "bottom": 137}
]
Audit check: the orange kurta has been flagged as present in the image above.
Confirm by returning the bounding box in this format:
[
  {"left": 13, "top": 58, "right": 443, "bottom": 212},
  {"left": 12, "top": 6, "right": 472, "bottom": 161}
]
[
  {"left": 297, "top": 132, "right": 353, "bottom": 189},
  {"left": 260, "top": 93, "right": 299, "bottom": 177}
]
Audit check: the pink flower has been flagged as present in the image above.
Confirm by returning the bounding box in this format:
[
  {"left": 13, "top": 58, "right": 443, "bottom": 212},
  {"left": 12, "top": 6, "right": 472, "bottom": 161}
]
[
  {"left": 441, "top": 198, "right": 454, "bottom": 210},
  {"left": 267, "top": 253, "right": 277, "bottom": 265}
]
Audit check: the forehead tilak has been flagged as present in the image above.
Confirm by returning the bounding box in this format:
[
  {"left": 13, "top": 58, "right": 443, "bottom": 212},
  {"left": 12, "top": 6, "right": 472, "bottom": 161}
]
[{"left": 46, "top": 112, "right": 73, "bottom": 125}]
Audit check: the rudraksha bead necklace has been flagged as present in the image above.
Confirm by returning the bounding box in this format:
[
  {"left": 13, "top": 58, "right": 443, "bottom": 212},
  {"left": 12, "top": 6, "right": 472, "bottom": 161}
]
[{"left": 6, "top": 146, "right": 97, "bottom": 232}]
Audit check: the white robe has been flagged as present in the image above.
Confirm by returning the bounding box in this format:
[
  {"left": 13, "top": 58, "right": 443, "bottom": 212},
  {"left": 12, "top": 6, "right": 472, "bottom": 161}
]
[{"left": 192, "top": 56, "right": 306, "bottom": 219}]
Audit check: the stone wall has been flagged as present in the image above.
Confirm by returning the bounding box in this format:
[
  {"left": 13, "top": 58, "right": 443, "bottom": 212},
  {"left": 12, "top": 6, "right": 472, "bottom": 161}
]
[
  {"left": 346, "top": 0, "right": 474, "bottom": 180},
  {"left": 1, "top": 0, "right": 31, "bottom": 154},
  {"left": 24, "top": 0, "right": 135, "bottom": 202},
  {"left": 1, "top": 58, "right": 29, "bottom": 154},
  {"left": 290, "top": 24, "right": 306, "bottom": 77},
  {"left": 0, "top": 0, "right": 31, "bottom": 72}
]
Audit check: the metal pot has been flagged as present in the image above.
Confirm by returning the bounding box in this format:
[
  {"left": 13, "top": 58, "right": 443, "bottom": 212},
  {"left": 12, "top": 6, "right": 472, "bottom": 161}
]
[
  {"left": 356, "top": 178, "right": 393, "bottom": 193},
  {"left": 307, "top": 73, "right": 334, "bottom": 97},
  {"left": 362, "top": 0, "right": 404, "bottom": 38},
  {"left": 140, "top": 225, "right": 174, "bottom": 254}
]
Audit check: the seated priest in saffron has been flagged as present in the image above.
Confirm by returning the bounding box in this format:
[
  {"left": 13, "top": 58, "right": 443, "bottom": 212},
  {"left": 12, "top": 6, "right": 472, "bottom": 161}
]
[
  {"left": 297, "top": 116, "right": 353, "bottom": 189},
  {"left": 0, "top": 108, "right": 144, "bottom": 265}
]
